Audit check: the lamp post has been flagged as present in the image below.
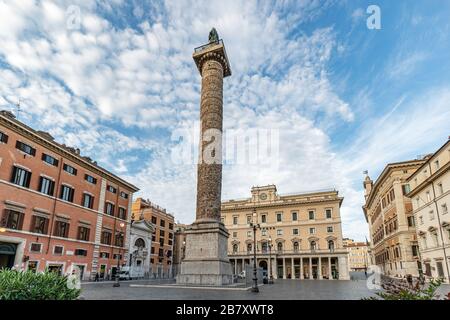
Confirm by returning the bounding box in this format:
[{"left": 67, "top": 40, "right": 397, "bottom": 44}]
[
  {"left": 113, "top": 222, "right": 125, "bottom": 288},
  {"left": 249, "top": 208, "right": 260, "bottom": 293},
  {"left": 268, "top": 236, "right": 274, "bottom": 284}
]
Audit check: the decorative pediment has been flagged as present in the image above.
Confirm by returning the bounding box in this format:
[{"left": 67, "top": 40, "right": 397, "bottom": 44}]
[
  {"left": 418, "top": 230, "right": 426, "bottom": 236},
  {"left": 291, "top": 237, "right": 302, "bottom": 243},
  {"left": 326, "top": 235, "right": 337, "bottom": 241},
  {"left": 308, "top": 236, "right": 320, "bottom": 242},
  {"left": 231, "top": 240, "right": 240, "bottom": 245},
  {"left": 245, "top": 239, "right": 253, "bottom": 244},
  {"left": 131, "top": 220, "right": 156, "bottom": 234},
  {"left": 428, "top": 226, "right": 437, "bottom": 232},
  {"left": 441, "top": 221, "right": 450, "bottom": 228},
  {"left": 275, "top": 238, "right": 285, "bottom": 243}
]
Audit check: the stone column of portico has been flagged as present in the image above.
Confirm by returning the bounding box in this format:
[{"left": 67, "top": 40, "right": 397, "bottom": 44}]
[
  {"left": 300, "top": 258, "right": 304, "bottom": 279},
  {"left": 234, "top": 259, "right": 237, "bottom": 274},
  {"left": 242, "top": 258, "right": 245, "bottom": 273},
  {"left": 328, "top": 257, "right": 332, "bottom": 280},
  {"left": 291, "top": 258, "right": 295, "bottom": 279},
  {"left": 177, "top": 32, "right": 233, "bottom": 286},
  {"left": 282, "top": 258, "right": 286, "bottom": 279},
  {"left": 318, "top": 257, "right": 322, "bottom": 279},
  {"left": 309, "top": 257, "right": 313, "bottom": 279}
]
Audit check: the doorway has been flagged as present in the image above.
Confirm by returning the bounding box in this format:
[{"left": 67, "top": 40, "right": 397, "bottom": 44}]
[
  {"left": 47, "top": 264, "right": 63, "bottom": 275},
  {"left": 0, "top": 242, "right": 17, "bottom": 269}
]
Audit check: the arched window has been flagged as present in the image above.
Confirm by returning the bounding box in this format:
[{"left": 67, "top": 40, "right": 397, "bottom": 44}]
[
  {"left": 247, "top": 243, "right": 252, "bottom": 253},
  {"left": 310, "top": 241, "right": 316, "bottom": 251},
  {"left": 262, "top": 242, "right": 268, "bottom": 253},
  {"left": 135, "top": 238, "right": 146, "bottom": 248},
  {"left": 293, "top": 241, "right": 299, "bottom": 252},
  {"left": 233, "top": 244, "right": 238, "bottom": 253},
  {"left": 328, "top": 240, "right": 334, "bottom": 252},
  {"left": 277, "top": 242, "right": 283, "bottom": 252}
]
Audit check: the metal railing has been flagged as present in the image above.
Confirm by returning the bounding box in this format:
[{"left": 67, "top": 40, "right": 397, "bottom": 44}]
[
  {"left": 228, "top": 248, "right": 345, "bottom": 256},
  {"left": 194, "top": 39, "right": 224, "bottom": 53}
]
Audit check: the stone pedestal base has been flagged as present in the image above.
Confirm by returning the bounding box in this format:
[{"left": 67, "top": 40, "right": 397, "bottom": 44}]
[{"left": 177, "top": 220, "right": 233, "bottom": 286}]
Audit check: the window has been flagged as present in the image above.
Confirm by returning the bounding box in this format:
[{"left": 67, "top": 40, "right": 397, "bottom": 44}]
[
  {"left": 120, "top": 191, "right": 128, "bottom": 199},
  {"left": 0, "top": 131, "right": 8, "bottom": 143},
  {"left": 160, "top": 219, "right": 165, "bottom": 228},
  {"left": 30, "top": 215, "right": 49, "bottom": 234},
  {"left": 277, "top": 242, "right": 283, "bottom": 252},
  {"left": 292, "top": 228, "right": 299, "bottom": 235},
  {"left": 1, "top": 209, "right": 24, "bottom": 230},
  {"left": 82, "top": 193, "right": 94, "bottom": 209},
  {"left": 41, "top": 153, "right": 58, "bottom": 166},
  {"left": 60, "top": 185, "right": 74, "bottom": 202},
  {"left": 389, "top": 189, "right": 395, "bottom": 201},
  {"left": 232, "top": 244, "right": 238, "bottom": 253},
  {"left": 419, "top": 216, "right": 424, "bottom": 225},
  {"left": 292, "top": 212, "right": 298, "bottom": 221},
  {"left": 432, "top": 233, "right": 439, "bottom": 246},
  {"left": 429, "top": 210, "right": 435, "bottom": 220},
  {"left": 412, "top": 245, "right": 419, "bottom": 257},
  {"left": 438, "top": 183, "right": 444, "bottom": 195},
  {"left": 160, "top": 230, "right": 165, "bottom": 237},
  {"left": 261, "top": 228, "right": 267, "bottom": 236},
  {"left": 39, "top": 176, "right": 55, "bottom": 196},
  {"left": 151, "top": 216, "right": 157, "bottom": 224},
  {"left": 169, "top": 223, "right": 173, "bottom": 230},
  {"left": 158, "top": 248, "right": 164, "bottom": 257},
  {"left": 115, "top": 232, "right": 124, "bottom": 247},
  {"left": 100, "top": 231, "right": 112, "bottom": 245},
  {"left": 63, "top": 163, "right": 77, "bottom": 175},
  {"left": 327, "top": 226, "right": 333, "bottom": 233},
  {"left": 402, "top": 184, "right": 411, "bottom": 195},
  {"left": 53, "top": 246, "right": 64, "bottom": 255},
  {"left": 246, "top": 215, "right": 252, "bottom": 224},
  {"left": 276, "top": 212, "right": 282, "bottom": 222},
  {"left": 113, "top": 254, "right": 122, "bottom": 260},
  {"left": 233, "top": 216, "right": 238, "bottom": 225},
  {"left": 261, "top": 214, "right": 267, "bottom": 223},
  {"left": 74, "top": 249, "right": 87, "bottom": 256},
  {"left": 30, "top": 243, "right": 42, "bottom": 253},
  {"left": 442, "top": 203, "right": 448, "bottom": 215},
  {"left": 54, "top": 221, "right": 69, "bottom": 238},
  {"left": 309, "top": 227, "right": 315, "bottom": 234},
  {"left": 105, "top": 202, "right": 115, "bottom": 216},
  {"left": 151, "top": 247, "right": 155, "bottom": 254},
  {"left": 293, "top": 241, "right": 299, "bottom": 252},
  {"left": 328, "top": 240, "right": 335, "bottom": 251},
  {"left": 308, "top": 210, "right": 315, "bottom": 220},
  {"left": 84, "top": 174, "right": 97, "bottom": 184},
  {"left": 233, "top": 232, "right": 237, "bottom": 238},
  {"left": 247, "top": 231, "right": 251, "bottom": 238},
  {"left": 220, "top": 217, "right": 225, "bottom": 224},
  {"left": 11, "top": 166, "right": 32, "bottom": 188},
  {"left": 77, "top": 226, "right": 90, "bottom": 241},
  {"left": 310, "top": 241, "right": 317, "bottom": 251},
  {"left": 434, "top": 160, "right": 440, "bottom": 170},
  {"left": 326, "top": 209, "right": 332, "bottom": 219},
  {"left": 16, "top": 141, "right": 36, "bottom": 156},
  {"left": 277, "top": 229, "right": 282, "bottom": 236},
  {"left": 107, "top": 185, "right": 117, "bottom": 193},
  {"left": 407, "top": 216, "right": 415, "bottom": 227},
  {"left": 247, "top": 243, "right": 252, "bottom": 252},
  {"left": 426, "top": 191, "right": 431, "bottom": 202},
  {"left": 168, "top": 232, "right": 173, "bottom": 239},
  {"left": 118, "top": 207, "right": 126, "bottom": 220}
]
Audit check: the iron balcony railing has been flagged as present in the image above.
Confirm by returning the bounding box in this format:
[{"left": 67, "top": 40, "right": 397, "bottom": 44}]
[
  {"left": 228, "top": 248, "right": 345, "bottom": 256},
  {"left": 194, "top": 39, "right": 224, "bottom": 53}
]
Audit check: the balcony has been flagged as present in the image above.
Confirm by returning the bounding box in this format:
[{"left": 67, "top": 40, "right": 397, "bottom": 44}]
[{"left": 228, "top": 248, "right": 345, "bottom": 256}]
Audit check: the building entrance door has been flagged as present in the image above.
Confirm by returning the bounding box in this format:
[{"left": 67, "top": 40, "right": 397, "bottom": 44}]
[
  {"left": 312, "top": 266, "right": 318, "bottom": 279},
  {"left": 0, "top": 242, "right": 17, "bottom": 269}
]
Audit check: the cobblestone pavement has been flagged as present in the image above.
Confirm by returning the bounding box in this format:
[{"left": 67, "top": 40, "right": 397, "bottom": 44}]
[{"left": 81, "top": 279, "right": 380, "bottom": 300}]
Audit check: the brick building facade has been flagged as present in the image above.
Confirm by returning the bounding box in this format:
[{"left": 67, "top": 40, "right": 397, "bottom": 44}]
[{"left": 0, "top": 110, "right": 139, "bottom": 280}]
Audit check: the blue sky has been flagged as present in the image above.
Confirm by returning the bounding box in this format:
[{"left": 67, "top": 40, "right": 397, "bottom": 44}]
[{"left": 0, "top": 0, "right": 449, "bottom": 241}]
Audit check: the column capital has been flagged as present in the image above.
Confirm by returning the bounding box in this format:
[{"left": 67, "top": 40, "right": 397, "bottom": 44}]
[{"left": 193, "top": 40, "right": 231, "bottom": 77}]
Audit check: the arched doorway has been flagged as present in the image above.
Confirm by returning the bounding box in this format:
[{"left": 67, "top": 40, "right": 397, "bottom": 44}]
[
  {"left": 259, "top": 260, "right": 268, "bottom": 273},
  {"left": 0, "top": 242, "right": 17, "bottom": 269}
]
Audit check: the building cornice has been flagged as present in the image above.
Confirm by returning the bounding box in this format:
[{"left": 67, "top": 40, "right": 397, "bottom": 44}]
[{"left": 406, "top": 161, "right": 450, "bottom": 198}]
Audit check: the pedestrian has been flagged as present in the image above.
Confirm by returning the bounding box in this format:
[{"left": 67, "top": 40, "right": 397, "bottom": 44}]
[{"left": 95, "top": 272, "right": 99, "bottom": 282}]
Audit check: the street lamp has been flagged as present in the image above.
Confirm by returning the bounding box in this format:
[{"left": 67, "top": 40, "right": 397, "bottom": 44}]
[
  {"left": 249, "top": 208, "right": 260, "bottom": 293},
  {"left": 113, "top": 222, "right": 125, "bottom": 288},
  {"left": 268, "top": 236, "right": 274, "bottom": 284}
]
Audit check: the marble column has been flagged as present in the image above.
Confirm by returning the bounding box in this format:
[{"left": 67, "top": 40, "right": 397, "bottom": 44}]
[
  {"left": 318, "top": 257, "right": 322, "bottom": 279},
  {"left": 300, "top": 258, "right": 304, "bottom": 279},
  {"left": 309, "top": 257, "right": 313, "bottom": 279},
  {"left": 282, "top": 258, "right": 286, "bottom": 279},
  {"left": 328, "top": 257, "right": 332, "bottom": 280}
]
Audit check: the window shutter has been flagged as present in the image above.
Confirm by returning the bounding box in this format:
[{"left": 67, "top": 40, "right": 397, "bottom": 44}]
[
  {"left": 1, "top": 209, "right": 10, "bottom": 227},
  {"left": 18, "top": 212, "right": 25, "bottom": 230},
  {"left": 10, "top": 167, "right": 17, "bottom": 183},
  {"left": 30, "top": 147, "right": 36, "bottom": 156},
  {"left": 43, "top": 218, "right": 49, "bottom": 234},
  {"left": 54, "top": 159, "right": 59, "bottom": 167},
  {"left": 25, "top": 171, "right": 32, "bottom": 188},
  {"left": 73, "top": 168, "right": 78, "bottom": 175},
  {"left": 41, "top": 153, "right": 46, "bottom": 161},
  {"left": 54, "top": 221, "right": 59, "bottom": 236},
  {"left": 65, "top": 223, "right": 70, "bottom": 238}
]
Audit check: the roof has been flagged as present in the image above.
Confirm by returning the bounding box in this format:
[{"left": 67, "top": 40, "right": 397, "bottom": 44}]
[{"left": 0, "top": 110, "right": 139, "bottom": 192}]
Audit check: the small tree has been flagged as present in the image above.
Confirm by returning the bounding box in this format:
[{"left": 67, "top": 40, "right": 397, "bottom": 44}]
[{"left": 0, "top": 269, "right": 81, "bottom": 300}]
